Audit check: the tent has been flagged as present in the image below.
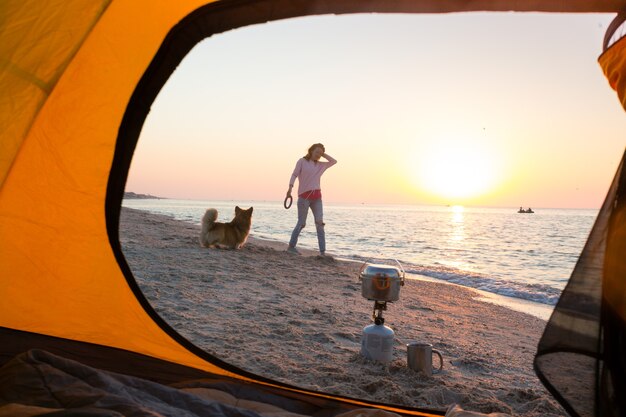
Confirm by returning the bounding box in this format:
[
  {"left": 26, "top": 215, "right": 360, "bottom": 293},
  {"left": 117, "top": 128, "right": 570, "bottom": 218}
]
[{"left": 1, "top": 1, "right": 625, "bottom": 416}]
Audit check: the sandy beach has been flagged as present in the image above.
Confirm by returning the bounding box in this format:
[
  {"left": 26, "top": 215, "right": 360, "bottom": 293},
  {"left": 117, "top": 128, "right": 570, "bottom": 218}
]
[{"left": 120, "top": 207, "right": 566, "bottom": 417}]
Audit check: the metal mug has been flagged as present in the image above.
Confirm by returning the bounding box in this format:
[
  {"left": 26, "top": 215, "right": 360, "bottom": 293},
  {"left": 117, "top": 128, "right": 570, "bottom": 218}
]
[{"left": 407, "top": 342, "right": 443, "bottom": 376}]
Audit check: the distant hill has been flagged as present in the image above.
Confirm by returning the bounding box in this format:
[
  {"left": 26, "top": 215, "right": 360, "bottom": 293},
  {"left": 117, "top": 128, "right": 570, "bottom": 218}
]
[{"left": 123, "top": 192, "right": 164, "bottom": 199}]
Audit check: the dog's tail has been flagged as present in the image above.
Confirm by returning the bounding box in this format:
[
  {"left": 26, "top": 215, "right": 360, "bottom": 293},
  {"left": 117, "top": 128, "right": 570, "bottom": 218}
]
[{"left": 200, "top": 208, "right": 218, "bottom": 247}]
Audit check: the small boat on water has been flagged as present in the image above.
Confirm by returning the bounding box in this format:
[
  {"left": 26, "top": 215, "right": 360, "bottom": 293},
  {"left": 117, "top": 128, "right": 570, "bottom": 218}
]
[{"left": 518, "top": 207, "right": 534, "bottom": 213}]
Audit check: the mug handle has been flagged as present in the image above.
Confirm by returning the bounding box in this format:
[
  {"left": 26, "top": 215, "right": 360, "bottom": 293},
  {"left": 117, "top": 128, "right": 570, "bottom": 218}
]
[{"left": 432, "top": 349, "right": 444, "bottom": 373}]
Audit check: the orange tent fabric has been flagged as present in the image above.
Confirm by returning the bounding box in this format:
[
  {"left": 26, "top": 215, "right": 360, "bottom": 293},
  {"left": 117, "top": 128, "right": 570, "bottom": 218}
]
[{"left": 600, "top": 36, "right": 626, "bottom": 111}]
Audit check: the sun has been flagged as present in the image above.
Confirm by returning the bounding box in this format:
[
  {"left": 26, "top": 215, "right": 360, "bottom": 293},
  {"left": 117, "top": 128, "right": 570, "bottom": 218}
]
[{"left": 409, "top": 137, "right": 499, "bottom": 201}]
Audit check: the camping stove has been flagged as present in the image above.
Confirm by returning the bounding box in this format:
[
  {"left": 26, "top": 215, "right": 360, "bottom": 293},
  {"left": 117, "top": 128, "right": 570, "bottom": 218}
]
[{"left": 358, "top": 261, "right": 405, "bottom": 363}]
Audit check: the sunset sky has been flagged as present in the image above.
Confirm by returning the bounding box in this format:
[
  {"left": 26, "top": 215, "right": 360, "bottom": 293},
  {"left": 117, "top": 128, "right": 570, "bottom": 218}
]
[{"left": 126, "top": 12, "right": 625, "bottom": 209}]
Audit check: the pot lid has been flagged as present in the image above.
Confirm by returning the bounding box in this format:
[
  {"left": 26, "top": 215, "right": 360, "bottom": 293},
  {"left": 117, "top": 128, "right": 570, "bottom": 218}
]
[{"left": 360, "top": 263, "right": 401, "bottom": 278}]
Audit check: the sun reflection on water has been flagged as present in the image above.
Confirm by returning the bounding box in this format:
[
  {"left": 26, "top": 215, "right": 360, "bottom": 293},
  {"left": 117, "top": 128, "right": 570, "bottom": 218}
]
[{"left": 450, "top": 205, "right": 465, "bottom": 242}]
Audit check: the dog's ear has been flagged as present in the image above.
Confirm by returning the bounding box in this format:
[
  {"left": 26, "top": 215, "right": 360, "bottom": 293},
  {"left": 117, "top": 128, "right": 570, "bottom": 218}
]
[
  {"left": 249, "top": 207, "right": 253, "bottom": 213},
  {"left": 235, "top": 206, "right": 241, "bottom": 213}
]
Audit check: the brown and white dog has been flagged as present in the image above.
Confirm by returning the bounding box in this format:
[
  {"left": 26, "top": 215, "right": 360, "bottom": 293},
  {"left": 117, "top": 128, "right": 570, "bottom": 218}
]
[{"left": 200, "top": 206, "right": 253, "bottom": 249}]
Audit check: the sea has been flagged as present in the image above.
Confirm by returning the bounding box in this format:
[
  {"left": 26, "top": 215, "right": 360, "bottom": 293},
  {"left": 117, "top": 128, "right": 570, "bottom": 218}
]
[{"left": 122, "top": 198, "right": 598, "bottom": 320}]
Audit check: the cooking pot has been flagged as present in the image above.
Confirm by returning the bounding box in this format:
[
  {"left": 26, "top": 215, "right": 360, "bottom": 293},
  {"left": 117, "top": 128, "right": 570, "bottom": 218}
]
[{"left": 359, "top": 261, "right": 405, "bottom": 302}]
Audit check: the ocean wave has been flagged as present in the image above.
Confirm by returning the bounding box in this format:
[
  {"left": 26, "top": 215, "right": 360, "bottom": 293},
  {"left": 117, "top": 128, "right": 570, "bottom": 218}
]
[{"left": 347, "top": 255, "right": 562, "bottom": 306}]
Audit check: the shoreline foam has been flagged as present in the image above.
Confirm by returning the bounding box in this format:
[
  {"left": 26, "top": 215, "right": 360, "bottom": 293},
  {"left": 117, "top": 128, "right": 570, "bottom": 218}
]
[{"left": 403, "top": 274, "right": 554, "bottom": 321}]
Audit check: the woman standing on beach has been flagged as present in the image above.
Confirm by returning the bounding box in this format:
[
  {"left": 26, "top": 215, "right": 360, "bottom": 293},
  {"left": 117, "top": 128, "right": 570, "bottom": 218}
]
[{"left": 286, "top": 143, "right": 337, "bottom": 256}]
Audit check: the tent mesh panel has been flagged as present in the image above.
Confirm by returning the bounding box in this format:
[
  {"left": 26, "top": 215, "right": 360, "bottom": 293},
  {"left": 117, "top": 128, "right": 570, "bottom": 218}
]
[{"left": 535, "top": 149, "right": 626, "bottom": 417}]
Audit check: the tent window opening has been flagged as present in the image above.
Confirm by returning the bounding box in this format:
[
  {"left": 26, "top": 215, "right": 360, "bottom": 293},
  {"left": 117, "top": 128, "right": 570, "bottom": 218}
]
[{"left": 112, "top": 8, "right": 626, "bottom": 417}]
